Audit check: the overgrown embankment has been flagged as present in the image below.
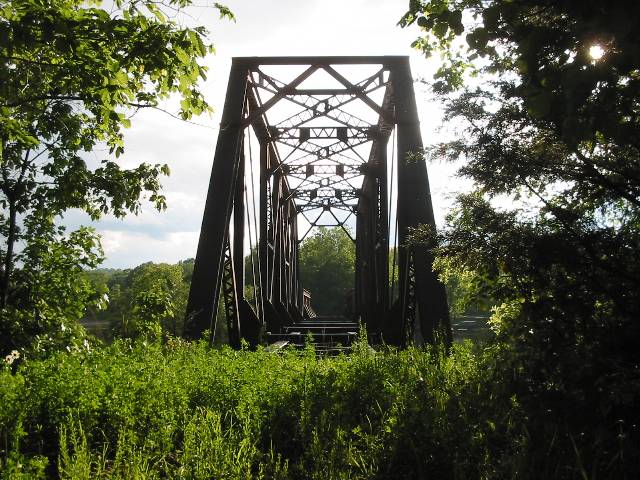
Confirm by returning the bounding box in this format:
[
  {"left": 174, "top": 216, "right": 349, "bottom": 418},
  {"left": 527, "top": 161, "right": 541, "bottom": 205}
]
[{"left": 1, "top": 338, "right": 637, "bottom": 479}]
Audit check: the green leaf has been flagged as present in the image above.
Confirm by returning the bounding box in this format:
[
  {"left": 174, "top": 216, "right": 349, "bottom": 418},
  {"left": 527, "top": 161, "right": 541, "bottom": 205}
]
[
  {"left": 466, "top": 28, "right": 489, "bottom": 50},
  {"left": 147, "top": 3, "right": 166, "bottom": 22},
  {"left": 417, "top": 15, "right": 434, "bottom": 30},
  {"left": 214, "top": 2, "right": 235, "bottom": 21},
  {"left": 188, "top": 29, "right": 206, "bottom": 56},
  {"left": 112, "top": 70, "right": 129, "bottom": 87},
  {"left": 174, "top": 46, "right": 191, "bottom": 66},
  {"left": 526, "top": 89, "right": 553, "bottom": 119},
  {"left": 433, "top": 19, "right": 449, "bottom": 38}
]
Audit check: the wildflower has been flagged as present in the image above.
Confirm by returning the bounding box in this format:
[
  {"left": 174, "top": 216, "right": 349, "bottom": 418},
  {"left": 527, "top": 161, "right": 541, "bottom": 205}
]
[
  {"left": 61, "top": 323, "right": 66, "bottom": 332},
  {"left": 4, "top": 350, "right": 20, "bottom": 365}
]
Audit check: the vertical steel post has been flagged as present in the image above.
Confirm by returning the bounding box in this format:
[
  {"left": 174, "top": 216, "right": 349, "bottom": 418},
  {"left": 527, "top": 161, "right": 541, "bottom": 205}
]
[
  {"left": 259, "top": 140, "right": 269, "bottom": 308},
  {"left": 233, "top": 143, "right": 246, "bottom": 306},
  {"left": 392, "top": 58, "right": 452, "bottom": 346},
  {"left": 374, "top": 137, "right": 389, "bottom": 337},
  {"left": 184, "top": 60, "right": 248, "bottom": 339}
]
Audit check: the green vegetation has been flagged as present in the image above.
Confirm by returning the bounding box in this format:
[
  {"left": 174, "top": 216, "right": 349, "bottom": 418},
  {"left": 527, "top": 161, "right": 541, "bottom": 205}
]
[
  {"left": 299, "top": 227, "right": 355, "bottom": 316},
  {"left": 7, "top": 336, "right": 633, "bottom": 480},
  {"left": 1, "top": 0, "right": 639, "bottom": 478},
  {"left": 82, "top": 260, "right": 193, "bottom": 340},
  {"left": 0, "top": 0, "right": 232, "bottom": 354}
]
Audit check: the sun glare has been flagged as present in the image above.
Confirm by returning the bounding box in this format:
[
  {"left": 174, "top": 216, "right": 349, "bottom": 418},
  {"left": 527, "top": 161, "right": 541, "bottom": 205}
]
[{"left": 589, "top": 44, "right": 605, "bottom": 60}]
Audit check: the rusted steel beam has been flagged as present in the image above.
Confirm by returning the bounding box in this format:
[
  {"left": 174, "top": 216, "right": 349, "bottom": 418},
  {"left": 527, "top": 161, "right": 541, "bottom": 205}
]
[
  {"left": 242, "top": 65, "right": 318, "bottom": 126},
  {"left": 323, "top": 65, "right": 389, "bottom": 120},
  {"left": 392, "top": 58, "right": 452, "bottom": 347},
  {"left": 234, "top": 56, "right": 405, "bottom": 66},
  {"left": 186, "top": 56, "right": 451, "bottom": 349},
  {"left": 184, "top": 60, "right": 248, "bottom": 339}
]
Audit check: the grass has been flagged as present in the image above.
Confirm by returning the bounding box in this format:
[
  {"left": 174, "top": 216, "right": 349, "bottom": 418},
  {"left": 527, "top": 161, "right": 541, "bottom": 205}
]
[{"left": 0, "top": 335, "right": 637, "bottom": 479}]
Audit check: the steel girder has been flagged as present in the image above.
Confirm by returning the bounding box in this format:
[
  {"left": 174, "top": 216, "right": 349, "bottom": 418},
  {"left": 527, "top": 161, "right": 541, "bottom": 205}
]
[{"left": 185, "top": 56, "right": 451, "bottom": 348}]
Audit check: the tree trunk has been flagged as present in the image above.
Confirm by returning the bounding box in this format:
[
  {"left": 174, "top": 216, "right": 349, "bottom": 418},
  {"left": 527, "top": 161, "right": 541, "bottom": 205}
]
[{"left": 1, "top": 202, "right": 17, "bottom": 309}]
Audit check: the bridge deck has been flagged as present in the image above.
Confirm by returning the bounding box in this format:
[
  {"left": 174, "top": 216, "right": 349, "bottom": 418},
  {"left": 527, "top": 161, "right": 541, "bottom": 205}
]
[{"left": 267, "top": 316, "right": 359, "bottom": 355}]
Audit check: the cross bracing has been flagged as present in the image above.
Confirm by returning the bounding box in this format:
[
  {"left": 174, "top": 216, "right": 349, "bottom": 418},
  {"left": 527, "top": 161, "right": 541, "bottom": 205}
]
[{"left": 185, "top": 56, "right": 452, "bottom": 349}]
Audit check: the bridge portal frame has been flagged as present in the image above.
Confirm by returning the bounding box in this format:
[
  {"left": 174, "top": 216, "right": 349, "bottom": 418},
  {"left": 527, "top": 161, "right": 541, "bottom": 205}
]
[{"left": 184, "top": 56, "right": 451, "bottom": 348}]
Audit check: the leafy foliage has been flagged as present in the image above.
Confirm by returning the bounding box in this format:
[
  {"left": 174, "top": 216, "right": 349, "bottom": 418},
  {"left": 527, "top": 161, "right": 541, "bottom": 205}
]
[
  {"left": 299, "top": 227, "right": 355, "bottom": 316},
  {"left": 1, "top": 226, "right": 103, "bottom": 356},
  {"left": 0, "top": 339, "right": 525, "bottom": 479},
  {"left": 82, "top": 260, "right": 192, "bottom": 339},
  {"left": 118, "top": 261, "right": 189, "bottom": 337},
  {"left": 0, "top": 0, "right": 232, "bottom": 353},
  {"left": 402, "top": 1, "right": 640, "bottom": 477},
  {"left": 3, "top": 337, "right": 637, "bottom": 478}
]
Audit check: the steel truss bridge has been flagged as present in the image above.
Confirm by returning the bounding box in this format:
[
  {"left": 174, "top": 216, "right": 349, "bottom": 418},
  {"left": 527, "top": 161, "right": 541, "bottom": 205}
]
[{"left": 184, "top": 56, "right": 452, "bottom": 350}]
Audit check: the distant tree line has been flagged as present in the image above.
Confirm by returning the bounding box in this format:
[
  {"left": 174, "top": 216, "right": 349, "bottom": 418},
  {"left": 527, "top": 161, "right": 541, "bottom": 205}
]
[
  {"left": 78, "top": 227, "right": 360, "bottom": 340},
  {"left": 81, "top": 259, "right": 194, "bottom": 340}
]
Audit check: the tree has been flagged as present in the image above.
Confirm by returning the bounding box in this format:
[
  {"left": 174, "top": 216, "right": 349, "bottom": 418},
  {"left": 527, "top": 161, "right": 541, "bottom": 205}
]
[
  {"left": 402, "top": 0, "right": 640, "bottom": 355},
  {"left": 81, "top": 260, "right": 192, "bottom": 339},
  {"left": 0, "top": 0, "right": 233, "bottom": 352},
  {"left": 2, "top": 226, "right": 104, "bottom": 354},
  {"left": 402, "top": 1, "right": 640, "bottom": 475},
  {"left": 126, "top": 262, "right": 188, "bottom": 337},
  {"left": 299, "top": 227, "right": 355, "bottom": 316}
]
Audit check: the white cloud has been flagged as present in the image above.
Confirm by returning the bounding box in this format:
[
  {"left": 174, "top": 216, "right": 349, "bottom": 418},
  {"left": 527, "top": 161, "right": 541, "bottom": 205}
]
[{"left": 99, "top": 230, "right": 199, "bottom": 268}]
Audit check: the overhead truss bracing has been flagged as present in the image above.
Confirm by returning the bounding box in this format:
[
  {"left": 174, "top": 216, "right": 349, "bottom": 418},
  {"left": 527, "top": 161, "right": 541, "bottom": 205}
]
[{"left": 184, "top": 56, "right": 452, "bottom": 348}]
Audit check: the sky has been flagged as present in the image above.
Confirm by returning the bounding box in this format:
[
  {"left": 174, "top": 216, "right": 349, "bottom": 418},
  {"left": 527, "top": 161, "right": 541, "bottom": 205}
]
[{"left": 64, "top": 0, "right": 469, "bottom": 268}]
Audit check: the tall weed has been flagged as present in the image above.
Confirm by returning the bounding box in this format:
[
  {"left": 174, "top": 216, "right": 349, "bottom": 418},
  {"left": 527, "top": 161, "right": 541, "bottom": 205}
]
[{"left": 0, "top": 337, "right": 636, "bottom": 479}]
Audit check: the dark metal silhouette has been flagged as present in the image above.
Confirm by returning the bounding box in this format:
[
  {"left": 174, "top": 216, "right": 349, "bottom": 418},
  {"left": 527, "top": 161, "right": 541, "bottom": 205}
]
[{"left": 184, "top": 56, "right": 451, "bottom": 348}]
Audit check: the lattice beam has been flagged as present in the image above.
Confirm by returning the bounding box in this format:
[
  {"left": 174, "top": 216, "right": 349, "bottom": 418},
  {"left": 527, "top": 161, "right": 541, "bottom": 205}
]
[{"left": 185, "top": 56, "right": 451, "bottom": 349}]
